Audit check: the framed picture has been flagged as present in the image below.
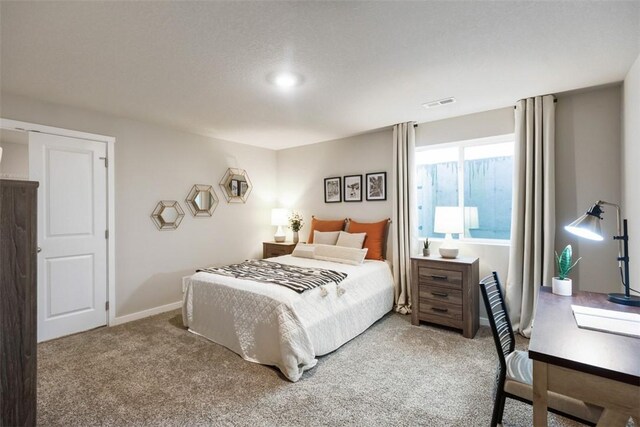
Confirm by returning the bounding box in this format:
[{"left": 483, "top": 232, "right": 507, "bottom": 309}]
[
  {"left": 230, "top": 179, "right": 239, "bottom": 197},
  {"left": 366, "top": 172, "right": 387, "bottom": 201},
  {"left": 343, "top": 174, "right": 362, "bottom": 202},
  {"left": 324, "top": 177, "right": 342, "bottom": 203}
]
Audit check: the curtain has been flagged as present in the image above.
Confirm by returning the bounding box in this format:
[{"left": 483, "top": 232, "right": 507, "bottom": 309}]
[
  {"left": 505, "top": 95, "right": 556, "bottom": 337},
  {"left": 392, "top": 122, "right": 418, "bottom": 314}
]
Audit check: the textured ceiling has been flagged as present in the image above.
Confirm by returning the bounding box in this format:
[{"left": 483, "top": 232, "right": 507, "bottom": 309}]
[{"left": 1, "top": 1, "right": 639, "bottom": 150}]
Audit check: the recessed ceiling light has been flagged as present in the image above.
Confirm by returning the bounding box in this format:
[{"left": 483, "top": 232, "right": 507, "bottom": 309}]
[
  {"left": 422, "top": 97, "right": 456, "bottom": 109},
  {"left": 269, "top": 72, "right": 303, "bottom": 89}
]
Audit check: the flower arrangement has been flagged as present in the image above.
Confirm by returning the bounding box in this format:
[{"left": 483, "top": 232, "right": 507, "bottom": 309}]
[
  {"left": 555, "top": 244, "right": 581, "bottom": 280},
  {"left": 288, "top": 211, "right": 304, "bottom": 232}
]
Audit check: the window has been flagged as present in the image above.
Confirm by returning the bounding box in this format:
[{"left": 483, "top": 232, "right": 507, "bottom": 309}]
[{"left": 416, "top": 134, "right": 514, "bottom": 242}]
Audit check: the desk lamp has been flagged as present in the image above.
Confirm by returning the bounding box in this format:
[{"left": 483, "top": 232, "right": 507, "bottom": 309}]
[{"left": 565, "top": 200, "right": 639, "bottom": 306}]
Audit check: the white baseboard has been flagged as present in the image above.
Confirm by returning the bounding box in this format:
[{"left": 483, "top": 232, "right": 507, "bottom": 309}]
[
  {"left": 110, "top": 301, "right": 182, "bottom": 326},
  {"left": 479, "top": 316, "right": 489, "bottom": 327}
]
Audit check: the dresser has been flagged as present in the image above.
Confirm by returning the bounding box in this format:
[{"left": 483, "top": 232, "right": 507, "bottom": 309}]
[
  {"left": 410, "top": 255, "right": 479, "bottom": 338},
  {"left": 263, "top": 241, "right": 297, "bottom": 259},
  {"left": 1, "top": 179, "right": 38, "bottom": 426}
]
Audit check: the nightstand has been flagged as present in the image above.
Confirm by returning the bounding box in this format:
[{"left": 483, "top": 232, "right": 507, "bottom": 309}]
[
  {"left": 263, "top": 241, "right": 297, "bottom": 259},
  {"left": 410, "top": 255, "right": 480, "bottom": 338}
]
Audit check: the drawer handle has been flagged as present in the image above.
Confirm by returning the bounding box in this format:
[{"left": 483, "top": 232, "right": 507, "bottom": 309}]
[
  {"left": 432, "top": 307, "right": 448, "bottom": 313},
  {"left": 431, "top": 274, "right": 448, "bottom": 280},
  {"left": 431, "top": 291, "right": 449, "bottom": 298}
]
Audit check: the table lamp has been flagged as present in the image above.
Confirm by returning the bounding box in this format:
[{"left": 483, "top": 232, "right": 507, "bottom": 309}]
[
  {"left": 565, "top": 200, "right": 639, "bottom": 306},
  {"left": 434, "top": 206, "right": 464, "bottom": 258},
  {"left": 271, "top": 208, "right": 288, "bottom": 243}
]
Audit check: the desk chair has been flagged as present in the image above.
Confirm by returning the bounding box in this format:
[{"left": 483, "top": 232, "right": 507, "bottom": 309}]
[{"left": 479, "top": 272, "right": 602, "bottom": 427}]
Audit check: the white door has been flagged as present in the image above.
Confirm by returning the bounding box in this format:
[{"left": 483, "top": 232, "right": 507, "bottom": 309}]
[{"left": 29, "top": 132, "right": 108, "bottom": 342}]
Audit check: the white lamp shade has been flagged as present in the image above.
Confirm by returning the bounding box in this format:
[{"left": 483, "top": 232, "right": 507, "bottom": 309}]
[
  {"left": 565, "top": 213, "right": 603, "bottom": 241},
  {"left": 434, "top": 206, "right": 464, "bottom": 234},
  {"left": 271, "top": 208, "right": 289, "bottom": 226}
]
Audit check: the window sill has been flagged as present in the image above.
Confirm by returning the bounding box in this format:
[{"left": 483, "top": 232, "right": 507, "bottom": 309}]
[{"left": 422, "top": 237, "right": 510, "bottom": 248}]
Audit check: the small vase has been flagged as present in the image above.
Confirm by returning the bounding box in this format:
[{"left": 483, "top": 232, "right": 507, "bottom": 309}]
[
  {"left": 423, "top": 248, "right": 430, "bottom": 256},
  {"left": 552, "top": 277, "right": 572, "bottom": 296},
  {"left": 293, "top": 231, "right": 299, "bottom": 244}
]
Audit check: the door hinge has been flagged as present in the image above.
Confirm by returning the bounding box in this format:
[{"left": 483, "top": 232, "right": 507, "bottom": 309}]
[
  {"left": 99, "top": 156, "right": 108, "bottom": 167},
  {"left": 105, "top": 229, "right": 109, "bottom": 239},
  {"left": 105, "top": 301, "right": 109, "bottom": 311}
]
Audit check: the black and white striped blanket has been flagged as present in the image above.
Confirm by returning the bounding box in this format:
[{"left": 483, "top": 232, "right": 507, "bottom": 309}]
[{"left": 197, "top": 259, "right": 347, "bottom": 294}]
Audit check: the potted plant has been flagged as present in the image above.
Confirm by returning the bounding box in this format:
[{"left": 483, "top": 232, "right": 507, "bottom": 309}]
[
  {"left": 423, "top": 238, "right": 430, "bottom": 256},
  {"left": 288, "top": 211, "right": 304, "bottom": 244},
  {"left": 553, "top": 244, "right": 581, "bottom": 296}
]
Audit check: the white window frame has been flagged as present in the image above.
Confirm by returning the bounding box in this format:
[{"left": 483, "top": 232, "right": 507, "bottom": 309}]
[{"left": 416, "top": 133, "right": 515, "bottom": 246}]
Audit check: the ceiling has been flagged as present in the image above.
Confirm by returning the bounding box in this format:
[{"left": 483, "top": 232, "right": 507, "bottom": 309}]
[{"left": 1, "top": 1, "right": 639, "bottom": 150}]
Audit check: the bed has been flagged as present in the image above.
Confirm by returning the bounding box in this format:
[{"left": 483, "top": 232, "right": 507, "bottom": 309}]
[{"left": 182, "top": 253, "right": 394, "bottom": 382}]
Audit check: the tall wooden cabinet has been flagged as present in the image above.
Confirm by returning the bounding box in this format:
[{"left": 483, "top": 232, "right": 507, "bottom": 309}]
[{"left": 1, "top": 179, "right": 38, "bottom": 426}]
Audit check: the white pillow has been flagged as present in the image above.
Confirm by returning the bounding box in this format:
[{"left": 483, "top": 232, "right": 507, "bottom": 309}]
[
  {"left": 314, "top": 230, "right": 340, "bottom": 245},
  {"left": 314, "top": 244, "right": 368, "bottom": 265},
  {"left": 291, "top": 243, "right": 316, "bottom": 259},
  {"left": 335, "top": 231, "right": 366, "bottom": 249}
]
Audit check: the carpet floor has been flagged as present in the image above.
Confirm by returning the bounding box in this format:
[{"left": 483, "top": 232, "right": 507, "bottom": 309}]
[{"left": 38, "top": 310, "right": 584, "bottom": 426}]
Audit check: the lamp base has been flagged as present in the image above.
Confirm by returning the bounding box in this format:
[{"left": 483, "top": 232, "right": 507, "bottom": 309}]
[
  {"left": 607, "top": 293, "right": 640, "bottom": 307},
  {"left": 439, "top": 247, "right": 459, "bottom": 259}
]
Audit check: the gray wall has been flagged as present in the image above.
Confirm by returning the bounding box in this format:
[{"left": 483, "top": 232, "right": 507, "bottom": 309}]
[
  {"left": 276, "top": 128, "right": 394, "bottom": 257},
  {"left": 1, "top": 93, "right": 277, "bottom": 318},
  {"left": 555, "top": 85, "right": 623, "bottom": 293},
  {"left": 0, "top": 129, "right": 29, "bottom": 179},
  {"left": 623, "top": 54, "right": 640, "bottom": 290}
]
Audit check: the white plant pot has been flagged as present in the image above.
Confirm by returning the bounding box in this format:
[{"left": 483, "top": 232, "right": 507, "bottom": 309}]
[{"left": 552, "top": 277, "right": 572, "bottom": 296}]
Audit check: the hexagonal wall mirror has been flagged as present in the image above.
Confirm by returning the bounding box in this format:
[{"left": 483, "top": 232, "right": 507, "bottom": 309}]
[
  {"left": 185, "top": 184, "right": 219, "bottom": 217},
  {"left": 219, "top": 168, "right": 252, "bottom": 203},
  {"left": 151, "top": 200, "right": 185, "bottom": 230}
]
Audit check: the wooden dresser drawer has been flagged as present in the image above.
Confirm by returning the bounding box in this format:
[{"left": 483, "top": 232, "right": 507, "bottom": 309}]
[
  {"left": 411, "top": 255, "right": 479, "bottom": 338},
  {"left": 263, "top": 242, "right": 297, "bottom": 259},
  {"left": 267, "top": 247, "right": 289, "bottom": 257},
  {"left": 418, "top": 284, "right": 463, "bottom": 306},
  {"left": 418, "top": 266, "right": 463, "bottom": 289},
  {"left": 418, "top": 299, "right": 463, "bottom": 322}
]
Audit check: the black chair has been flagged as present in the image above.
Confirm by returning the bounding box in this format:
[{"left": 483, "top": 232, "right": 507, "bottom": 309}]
[{"left": 479, "top": 272, "right": 602, "bottom": 427}]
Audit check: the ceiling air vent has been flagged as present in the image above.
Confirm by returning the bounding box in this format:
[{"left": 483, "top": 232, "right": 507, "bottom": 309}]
[{"left": 422, "top": 97, "right": 456, "bottom": 109}]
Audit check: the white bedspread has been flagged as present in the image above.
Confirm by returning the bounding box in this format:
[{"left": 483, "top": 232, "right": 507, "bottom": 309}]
[{"left": 182, "top": 255, "right": 394, "bottom": 382}]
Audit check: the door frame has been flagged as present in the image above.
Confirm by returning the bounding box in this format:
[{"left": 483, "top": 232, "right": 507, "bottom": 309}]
[{"left": 1, "top": 118, "right": 117, "bottom": 326}]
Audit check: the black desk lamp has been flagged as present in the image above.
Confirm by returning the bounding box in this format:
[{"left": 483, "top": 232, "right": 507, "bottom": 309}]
[{"left": 565, "top": 200, "right": 639, "bottom": 306}]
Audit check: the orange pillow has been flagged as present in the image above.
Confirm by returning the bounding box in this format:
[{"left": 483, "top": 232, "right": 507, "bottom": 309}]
[
  {"left": 307, "top": 217, "right": 346, "bottom": 243},
  {"left": 347, "top": 219, "right": 389, "bottom": 260}
]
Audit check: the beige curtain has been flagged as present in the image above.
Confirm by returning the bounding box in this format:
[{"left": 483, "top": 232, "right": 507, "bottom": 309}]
[
  {"left": 506, "top": 95, "right": 556, "bottom": 337},
  {"left": 392, "top": 122, "right": 418, "bottom": 314}
]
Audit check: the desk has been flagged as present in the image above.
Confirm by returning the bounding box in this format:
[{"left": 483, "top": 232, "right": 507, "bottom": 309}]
[{"left": 529, "top": 287, "right": 640, "bottom": 426}]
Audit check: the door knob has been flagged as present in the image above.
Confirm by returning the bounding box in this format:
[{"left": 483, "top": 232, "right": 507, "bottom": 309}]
[{"left": 37, "top": 247, "right": 42, "bottom": 253}]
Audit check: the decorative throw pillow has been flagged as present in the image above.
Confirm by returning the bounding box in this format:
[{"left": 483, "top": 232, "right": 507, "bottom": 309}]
[
  {"left": 307, "top": 217, "right": 346, "bottom": 243},
  {"left": 291, "top": 243, "right": 316, "bottom": 259},
  {"left": 313, "top": 231, "right": 341, "bottom": 245},
  {"left": 335, "top": 231, "right": 366, "bottom": 249},
  {"left": 313, "top": 244, "right": 368, "bottom": 265},
  {"left": 346, "top": 219, "right": 389, "bottom": 260}
]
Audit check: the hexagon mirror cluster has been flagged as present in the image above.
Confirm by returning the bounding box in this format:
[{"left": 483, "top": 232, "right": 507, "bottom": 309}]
[
  {"left": 185, "top": 184, "right": 219, "bottom": 217},
  {"left": 151, "top": 200, "right": 185, "bottom": 230},
  {"left": 219, "top": 168, "right": 252, "bottom": 203}
]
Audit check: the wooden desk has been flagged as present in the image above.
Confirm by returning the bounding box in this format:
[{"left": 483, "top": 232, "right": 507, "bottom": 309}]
[{"left": 529, "top": 287, "right": 640, "bottom": 426}]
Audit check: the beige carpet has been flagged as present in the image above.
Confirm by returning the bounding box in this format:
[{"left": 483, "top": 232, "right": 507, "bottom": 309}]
[{"left": 38, "top": 311, "right": 583, "bottom": 426}]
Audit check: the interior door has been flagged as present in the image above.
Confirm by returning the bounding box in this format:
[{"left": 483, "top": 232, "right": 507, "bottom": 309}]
[{"left": 29, "top": 132, "right": 108, "bottom": 342}]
